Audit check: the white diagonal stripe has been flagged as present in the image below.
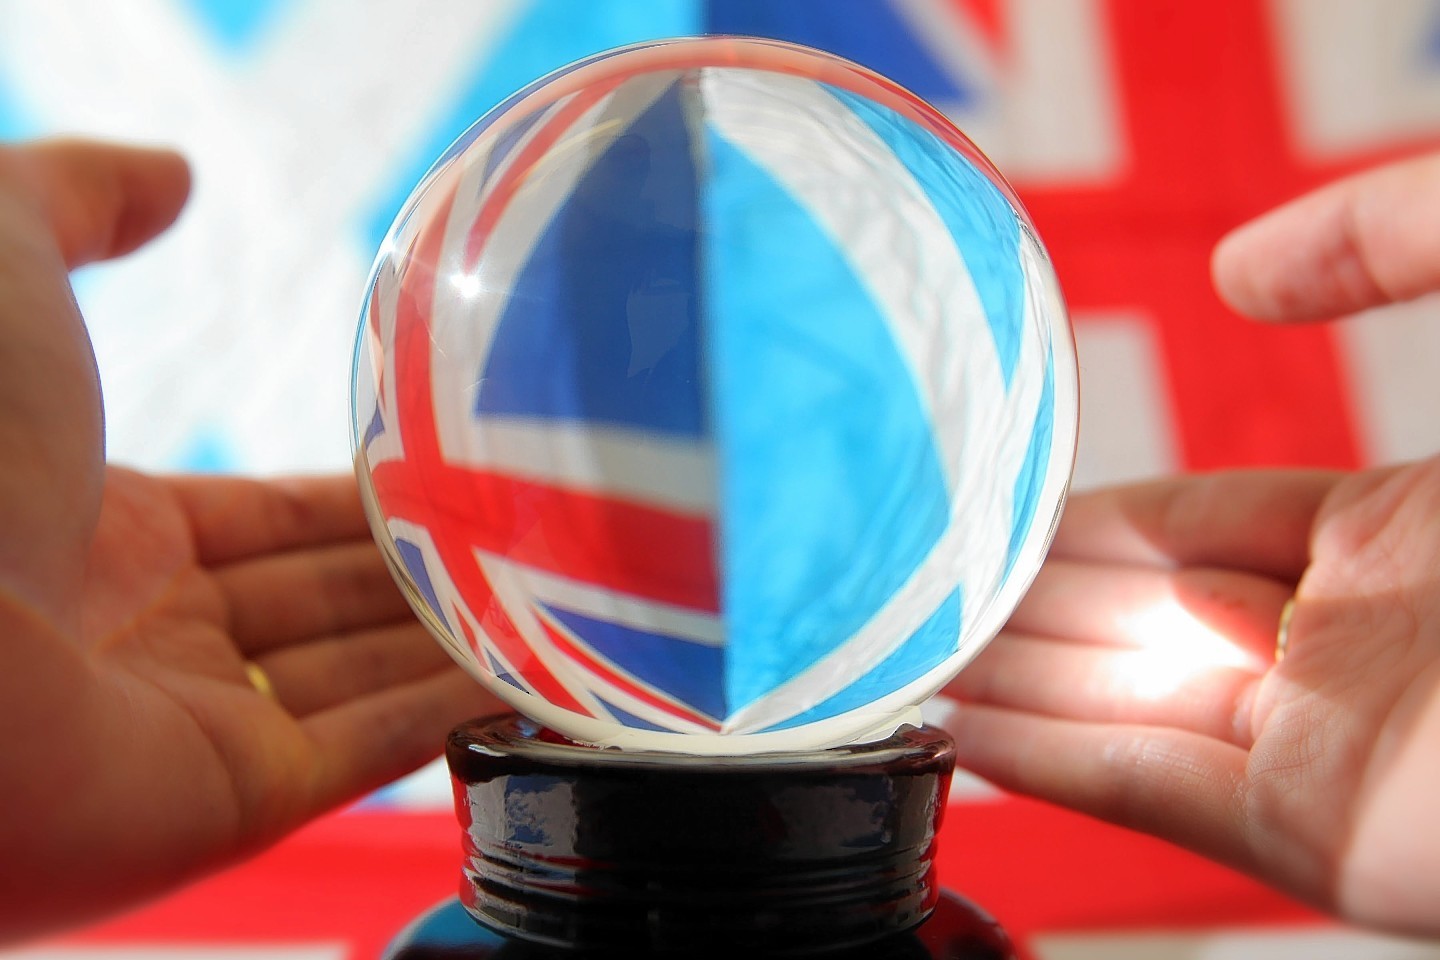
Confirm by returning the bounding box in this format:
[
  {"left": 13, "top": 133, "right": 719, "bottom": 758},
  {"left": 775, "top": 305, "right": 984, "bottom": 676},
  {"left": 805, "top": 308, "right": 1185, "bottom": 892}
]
[
  {"left": 242, "top": 0, "right": 526, "bottom": 216},
  {"left": 443, "top": 419, "right": 716, "bottom": 513},
  {"left": 510, "top": 558, "right": 723, "bottom": 647}
]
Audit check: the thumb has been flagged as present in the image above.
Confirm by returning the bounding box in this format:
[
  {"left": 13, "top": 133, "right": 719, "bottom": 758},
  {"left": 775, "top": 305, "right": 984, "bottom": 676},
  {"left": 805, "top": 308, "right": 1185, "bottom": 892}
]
[
  {"left": 1, "top": 138, "right": 191, "bottom": 267},
  {"left": 0, "top": 140, "right": 189, "bottom": 623},
  {"left": 1211, "top": 152, "right": 1440, "bottom": 323}
]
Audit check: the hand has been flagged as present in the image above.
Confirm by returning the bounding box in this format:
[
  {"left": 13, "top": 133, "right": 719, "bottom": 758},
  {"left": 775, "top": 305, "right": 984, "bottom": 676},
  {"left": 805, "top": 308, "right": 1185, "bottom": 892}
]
[
  {"left": 0, "top": 140, "right": 498, "bottom": 942},
  {"left": 942, "top": 152, "right": 1440, "bottom": 935}
]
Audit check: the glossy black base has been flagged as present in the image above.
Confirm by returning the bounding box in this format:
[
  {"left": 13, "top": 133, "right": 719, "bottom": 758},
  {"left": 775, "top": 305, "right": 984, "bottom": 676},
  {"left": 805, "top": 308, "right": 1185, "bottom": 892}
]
[
  {"left": 384, "top": 891, "right": 1017, "bottom": 959},
  {"left": 388, "top": 716, "right": 1019, "bottom": 959},
  {"left": 448, "top": 718, "right": 957, "bottom": 952}
]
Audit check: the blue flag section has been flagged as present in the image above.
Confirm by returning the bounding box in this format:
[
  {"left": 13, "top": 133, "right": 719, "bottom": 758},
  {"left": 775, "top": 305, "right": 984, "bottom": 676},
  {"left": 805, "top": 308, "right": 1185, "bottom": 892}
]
[
  {"left": 181, "top": 0, "right": 288, "bottom": 51},
  {"left": 477, "top": 82, "right": 707, "bottom": 438},
  {"left": 544, "top": 604, "right": 727, "bottom": 721},
  {"left": 0, "top": 85, "right": 31, "bottom": 141}
]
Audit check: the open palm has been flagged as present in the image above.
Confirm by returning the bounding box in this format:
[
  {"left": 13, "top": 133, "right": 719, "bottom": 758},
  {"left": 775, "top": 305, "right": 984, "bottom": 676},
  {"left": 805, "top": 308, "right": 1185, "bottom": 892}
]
[
  {"left": 945, "top": 463, "right": 1440, "bottom": 931},
  {"left": 944, "top": 153, "right": 1440, "bottom": 934},
  {"left": 0, "top": 141, "right": 495, "bottom": 942}
]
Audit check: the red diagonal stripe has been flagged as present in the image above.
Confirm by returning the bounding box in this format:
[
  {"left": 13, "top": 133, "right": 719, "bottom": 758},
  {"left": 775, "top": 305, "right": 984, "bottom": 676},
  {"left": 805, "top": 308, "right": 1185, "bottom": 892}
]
[
  {"left": 461, "top": 78, "right": 622, "bottom": 271},
  {"left": 455, "top": 606, "right": 587, "bottom": 715},
  {"left": 371, "top": 173, "right": 591, "bottom": 720},
  {"left": 538, "top": 615, "right": 722, "bottom": 731},
  {"left": 372, "top": 461, "right": 718, "bottom": 613}
]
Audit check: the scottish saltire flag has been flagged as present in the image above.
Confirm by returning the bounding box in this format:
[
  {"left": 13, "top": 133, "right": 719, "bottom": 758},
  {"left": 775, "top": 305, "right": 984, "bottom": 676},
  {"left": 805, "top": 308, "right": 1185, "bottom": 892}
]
[{"left": 353, "top": 40, "right": 1075, "bottom": 751}]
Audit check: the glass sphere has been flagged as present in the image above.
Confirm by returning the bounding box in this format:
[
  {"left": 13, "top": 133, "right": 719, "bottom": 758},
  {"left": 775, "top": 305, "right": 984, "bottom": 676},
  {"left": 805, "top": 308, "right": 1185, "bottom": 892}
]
[{"left": 351, "top": 37, "right": 1077, "bottom": 754}]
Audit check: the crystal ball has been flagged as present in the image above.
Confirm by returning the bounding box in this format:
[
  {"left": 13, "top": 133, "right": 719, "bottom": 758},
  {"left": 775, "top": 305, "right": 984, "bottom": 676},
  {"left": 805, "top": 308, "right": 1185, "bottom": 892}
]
[{"left": 351, "top": 37, "right": 1077, "bottom": 754}]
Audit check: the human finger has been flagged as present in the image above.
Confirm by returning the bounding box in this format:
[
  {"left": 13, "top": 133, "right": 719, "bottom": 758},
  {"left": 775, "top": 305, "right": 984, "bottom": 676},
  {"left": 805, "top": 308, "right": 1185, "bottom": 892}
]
[
  {"left": 0, "top": 138, "right": 190, "bottom": 267},
  {"left": 170, "top": 474, "right": 372, "bottom": 566},
  {"left": 301, "top": 667, "right": 501, "bottom": 813},
  {"left": 1011, "top": 558, "right": 1292, "bottom": 661},
  {"left": 1212, "top": 152, "right": 1440, "bottom": 322},
  {"left": 0, "top": 144, "right": 186, "bottom": 620},
  {"left": 940, "top": 703, "right": 1257, "bottom": 880},
  {"left": 946, "top": 632, "right": 1265, "bottom": 747},
  {"left": 1051, "top": 471, "right": 1340, "bottom": 580},
  {"left": 219, "top": 539, "right": 413, "bottom": 654},
  {"left": 253, "top": 621, "right": 454, "bottom": 716}
]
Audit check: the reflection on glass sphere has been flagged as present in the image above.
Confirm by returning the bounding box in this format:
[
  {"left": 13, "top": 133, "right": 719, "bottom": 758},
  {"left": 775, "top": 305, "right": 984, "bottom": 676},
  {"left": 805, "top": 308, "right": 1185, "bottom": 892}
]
[{"left": 351, "top": 37, "right": 1077, "bottom": 754}]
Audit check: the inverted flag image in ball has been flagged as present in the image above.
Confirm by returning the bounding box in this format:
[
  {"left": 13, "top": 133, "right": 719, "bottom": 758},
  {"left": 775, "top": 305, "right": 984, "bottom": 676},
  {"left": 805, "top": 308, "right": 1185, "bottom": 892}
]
[{"left": 351, "top": 37, "right": 1077, "bottom": 753}]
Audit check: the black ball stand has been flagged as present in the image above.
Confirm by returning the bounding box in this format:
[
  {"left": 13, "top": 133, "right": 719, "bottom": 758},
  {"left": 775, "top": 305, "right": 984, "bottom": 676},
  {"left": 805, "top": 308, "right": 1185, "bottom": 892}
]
[{"left": 383, "top": 714, "right": 1017, "bottom": 959}]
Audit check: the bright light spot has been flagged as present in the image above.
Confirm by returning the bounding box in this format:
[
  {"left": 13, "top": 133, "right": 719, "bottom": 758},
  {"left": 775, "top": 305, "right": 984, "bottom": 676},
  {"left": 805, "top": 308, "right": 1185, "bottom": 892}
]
[
  {"left": 451, "top": 272, "right": 482, "bottom": 299},
  {"left": 1114, "top": 602, "right": 1258, "bottom": 700}
]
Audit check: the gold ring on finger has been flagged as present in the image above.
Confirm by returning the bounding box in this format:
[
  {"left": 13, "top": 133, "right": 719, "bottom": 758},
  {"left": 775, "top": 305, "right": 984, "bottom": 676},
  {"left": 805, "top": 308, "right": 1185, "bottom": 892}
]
[
  {"left": 245, "top": 661, "right": 278, "bottom": 701},
  {"left": 1275, "top": 597, "right": 1297, "bottom": 663}
]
